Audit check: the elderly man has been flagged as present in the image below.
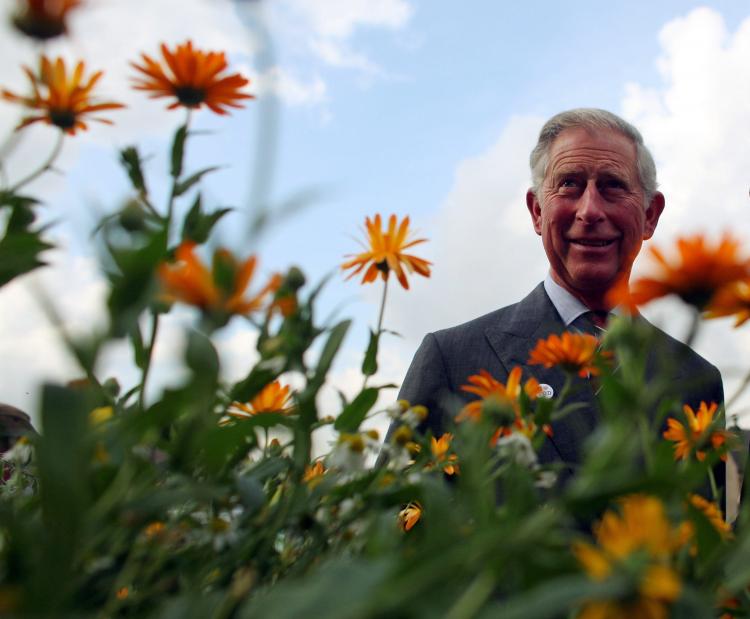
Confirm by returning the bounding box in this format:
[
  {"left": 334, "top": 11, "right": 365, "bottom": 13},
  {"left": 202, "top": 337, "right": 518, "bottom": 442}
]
[{"left": 395, "top": 108, "right": 724, "bottom": 478}]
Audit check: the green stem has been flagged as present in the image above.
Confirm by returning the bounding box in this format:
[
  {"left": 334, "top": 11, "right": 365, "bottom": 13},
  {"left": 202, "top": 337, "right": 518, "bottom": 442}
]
[
  {"left": 166, "top": 109, "right": 192, "bottom": 227},
  {"left": 138, "top": 314, "right": 160, "bottom": 411},
  {"left": 10, "top": 131, "right": 64, "bottom": 193},
  {"left": 708, "top": 465, "right": 719, "bottom": 502},
  {"left": 639, "top": 416, "right": 653, "bottom": 470},
  {"left": 444, "top": 569, "right": 496, "bottom": 619},
  {"left": 684, "top": 307, "right": 701, "bottom": 348},
  {"left": 362, "top": 278, "right": 389, "bottom": 389}
]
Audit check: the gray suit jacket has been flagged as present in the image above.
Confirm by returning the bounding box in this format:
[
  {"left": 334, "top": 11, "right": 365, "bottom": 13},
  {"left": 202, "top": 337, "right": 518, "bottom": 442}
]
[{"left": 397, "top": 283, "right": 724, "bottom": 474}]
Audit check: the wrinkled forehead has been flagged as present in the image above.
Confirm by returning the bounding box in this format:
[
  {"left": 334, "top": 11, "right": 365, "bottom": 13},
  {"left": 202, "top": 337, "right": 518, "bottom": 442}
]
[{"left": 546, "top": 127, "right": 638, "bottom": 177}]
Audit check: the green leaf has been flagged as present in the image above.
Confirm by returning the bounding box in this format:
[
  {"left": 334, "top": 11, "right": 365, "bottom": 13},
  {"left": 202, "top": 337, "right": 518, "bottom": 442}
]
[
  {"left": 174, "top": 166, "right": 220, "bottom": 196},
  {"left": 181, "top": 194, "right": 232, "bottom": 244},
  {"left": 0, "top": 229, "right": 52, "bottom": 287},
  {"left": 361, "top": 329, "right": 379, "bottom": 376},
  {"left": 309, "top": 320, "right": 351, "bottom": 393},
  {"left": 334, "top": 388, "right": 379, "bottom": 432},
  {"left": 170, "top": 124, "right": 188, "bottom": 178},
  {"left": 119, "top": 146, "right": 148, "bottom": 194},
  {"left": 130, "top": 323, "right": 147, "bottom": 370}
]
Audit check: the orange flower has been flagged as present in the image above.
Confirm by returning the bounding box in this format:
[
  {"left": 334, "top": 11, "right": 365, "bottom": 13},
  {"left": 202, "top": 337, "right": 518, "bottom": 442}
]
[
  {"left": 228, "top": 381, "right": 293, "bottom": 418},
  {"left": 341, "top": 214, "right": 431, "bottom": 290},
  {"left": 705, "top": 280, "right": 750, "bottom": 327},
  {"left": 688, "top": 494, "right": 732, "bottom": 539},
  {"left": 303, "top": 460, "right": 326, "bottom": 487},
  {"left": 13, "top": 0, "right": 82, "bottom": 40},
  {"left": 663, "top": 401, "right": 728, "bottom": 462},
  {"left": 458, "top": 367, "right": 541, "bottom": 422},
  {"left": 608, "top": 234, "right": 750, "bottom": 311},
  {"left": 131, "top": 40, "right": 253, "bottom": 115},
  {"left": 398, "top": 502, "right": 422, "bottom": 532},
  {"left": 158, "top": 242, "right": 279, "bottom": 317},
  {"left": 429, "top": 433, "right": 459, "bottom": 475},
  {"left": 1, "top": 56, "right": 123, "bottom": 135},
  {"left": 528, "top": 331, "right": 604, "bottom": 378},
  {"left": 573, "top": 495, "right": 685, "bottom": 619}
]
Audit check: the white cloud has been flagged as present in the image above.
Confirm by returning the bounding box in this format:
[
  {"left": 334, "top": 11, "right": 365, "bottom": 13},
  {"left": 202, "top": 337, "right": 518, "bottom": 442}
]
[{"left": 254, "top": 66, "right": 327, "bottom": 106}]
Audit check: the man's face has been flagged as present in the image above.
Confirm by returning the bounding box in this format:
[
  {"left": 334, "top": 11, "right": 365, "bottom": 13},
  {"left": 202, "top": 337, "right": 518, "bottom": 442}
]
[{"left": 526, "top": 127, "right": 664, "bottom": 303}]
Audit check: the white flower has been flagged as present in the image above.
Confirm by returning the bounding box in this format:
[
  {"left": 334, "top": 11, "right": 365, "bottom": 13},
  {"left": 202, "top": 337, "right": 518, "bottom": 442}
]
[{"left": 495, "top": 433, "right": 538, "bottom": 469}]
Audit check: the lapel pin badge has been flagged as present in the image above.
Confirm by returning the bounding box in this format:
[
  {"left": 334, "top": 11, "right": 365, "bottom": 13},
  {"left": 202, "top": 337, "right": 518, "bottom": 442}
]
[{"left": 539, "top": 384, "right": 554, "bottom": 399}]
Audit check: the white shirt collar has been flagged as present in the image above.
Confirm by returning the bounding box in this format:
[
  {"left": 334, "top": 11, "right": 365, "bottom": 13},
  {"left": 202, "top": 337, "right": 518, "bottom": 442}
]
[{"left": 543, "top": 273, "right": 590, "bottom": 326}]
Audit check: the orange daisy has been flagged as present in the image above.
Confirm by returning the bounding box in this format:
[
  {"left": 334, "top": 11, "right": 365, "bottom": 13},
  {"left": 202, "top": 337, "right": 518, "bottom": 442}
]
[
  {"left": 608, "top": 234, "right": 750, "bottom": 312},
  {"left": 456, "top": 367, "right": 551, "bottom": 434},
  {"left": 13, "top": 0, "right": 82, "bottom": 40},
  {"left": 131, "top": 40, "right": 253, "bottom": 115},
  {"left": 688, "top": 494, "right": 732, "bottom": 540},
  {"left": 528, "top": 331, "right": 605, "bottom": 378},
  {"left": 1, "top": 56, "right": 123, "bottom": 135},
  {"left": 663, "top": 401, "right": 728, "bottom": 462},
  {"left": 228, "top": 380, "right": 294, "bottom": 419},
  {"left": 341, "top": 214, "right": 431, "bottom": 290},
  {"left": 398, "top": 502, "right": 422, "bottom": 532},
  {"left": 429, "top": 433, "right": 459, "bottom": 475},
  {"left": 158, "top": 242, "right": 279, "bottom": 318},
  {"left": 302, "top": 460, "right": 326, "bottom": 487},
  {"left": 705, "top": 280, "right": 750, "bottom": 327}
]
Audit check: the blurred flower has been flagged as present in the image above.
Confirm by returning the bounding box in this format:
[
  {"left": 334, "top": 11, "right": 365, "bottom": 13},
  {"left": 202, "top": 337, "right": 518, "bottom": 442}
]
[
  {"left": 341, "top": 214, "right": 431, "bottom": 290},
  {"left": 573, "top": 495, "right": 685, "bottom": 619},
  {"left": 429, "top": 433, "right": 458, "bottom": 475},
  {"left": 387, "top": 400, "right": 428, "bottom": 429},
  {"left": 528, "top": 332, "right": 605, "bottom": 378},
  {"left": 398, "top": 502, "right": 422, "bottom": 532},
  {"left": 2, "top": 56, "right": 123, "bottom": 135},
  {"left": 326, "top": 433, "right": 368, "bottom": 472},
  {"left": 608, "top": 234, "right": 750, "bottom": 312},
  {"left": 456, "top": 366, "right": 541, "bottom": 425},
  {"left": 494, "top": 433, "right": 538, "bottom": 469},
  {"left": 158, "top": 242, "right": 279, "bottom": 318},
  {"left": 12, "top": 0, "right": 82, "bottom": 40},
  {"left": 228, "top": 380, "right": 294, "bottom": 419},
  {"left": 131, "top": 40, "right": 253, "bottom": 114},
  {"left": 303, "top": 460, "right": 326, "bottom": 488},
  {"left": 115, "top": 587, "right": 129, "bottom": 600},
  {"left": 663, "top": 401, "right": 728, "bottom": 462},
  {"left": 89, "top": 406, "right": 113, "bottom": 426},
  {"left": 143, "top": 521, "right": 166, "bottom": 540},
  {"left": 688, "top": 494, "right": 733, "bottom": 539},
  {"left": 705, "top": 280, "right": 750, "bottom": 327}
]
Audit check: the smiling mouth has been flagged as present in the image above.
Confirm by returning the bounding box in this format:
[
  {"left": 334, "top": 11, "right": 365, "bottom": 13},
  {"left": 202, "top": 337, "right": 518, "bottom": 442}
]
[{"left": 569, "top": 239, "right": 617, "bottom": 247}]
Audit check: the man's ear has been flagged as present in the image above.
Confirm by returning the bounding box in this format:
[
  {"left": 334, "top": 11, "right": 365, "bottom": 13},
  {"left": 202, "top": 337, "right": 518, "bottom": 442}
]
[
  {"left": 642, "top": 191, "right": 665, "bottom": 240},
  {"left": 526, "top": 189, "right": 542, "bottom": 236}
]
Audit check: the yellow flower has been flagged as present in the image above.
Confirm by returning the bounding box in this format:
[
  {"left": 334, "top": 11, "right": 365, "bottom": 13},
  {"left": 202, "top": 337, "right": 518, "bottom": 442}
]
[
  {"left": 688, "top": 494, "right": 732, "bottom": 539},
  {"left": 2, "top": 56, "right": 124, "bottom": 135},
  {"left": 429, "top": 433, "right": 459, "bottom": 475},
  {"left": 341, "top": 214, "right": 431, "bottom": 290},
  {"left": 228, "top": 380, "right": 294, "bottom": 418},
  {"left": 608, "top": 234, "right": 750, "bottom": 312},
  {"left": 398, "top": 502, "right": 422, "bottom": 532},
  {"left": 158, "top": 242, "right": 280, "bottom": 318},
  {"left": 89, "top": 406, "right": 113, "bottom": 426},
  {"left": 13, "top": 0, "right": 82, "bottom": 40},
  {"left": 131, "top": 40, "right": 253, "bottom": 115},
  {"left": 705, "top": 279, "right": 750, "bottom": 327},
  {"left": 663, "top": 401, "right": 728, "bottom": 462},
  {"left": 573, "top": 495, "right": 685, "bottom": 619},
  {"left": 115, "top": 586, "right": 129, "bottom": 600},
  {"left": 528, "top": 331, "right": 605, "bottom": 378},
  {"left": 143, "top": 521, "right": 166, "bottom": 539}
]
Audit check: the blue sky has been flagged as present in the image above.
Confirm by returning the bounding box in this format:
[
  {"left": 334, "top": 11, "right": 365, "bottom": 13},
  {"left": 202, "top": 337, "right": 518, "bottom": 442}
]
[{"left": 2, "top": 0, "right": 750, "bottom": 430}]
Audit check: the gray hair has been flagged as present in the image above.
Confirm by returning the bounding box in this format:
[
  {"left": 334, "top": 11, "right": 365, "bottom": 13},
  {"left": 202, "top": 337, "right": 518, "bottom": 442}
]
[{"left": 529, "top": 108, "right": 658, "bottom": 202}]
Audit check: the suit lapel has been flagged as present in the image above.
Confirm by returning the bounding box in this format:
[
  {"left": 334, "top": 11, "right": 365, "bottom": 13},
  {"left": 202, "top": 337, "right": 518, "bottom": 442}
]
[{"left": 482, "top": 283, "right": 599, "bottom": 466}]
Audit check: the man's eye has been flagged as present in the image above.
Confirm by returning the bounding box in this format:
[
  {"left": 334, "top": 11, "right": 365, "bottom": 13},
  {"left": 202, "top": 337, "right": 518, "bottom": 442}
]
[
  {"left": 603, "top": 179, "right": 626, "bottom": 190},
  {"left": 560, "top": 178, "right": 578, "bottom": 188}
]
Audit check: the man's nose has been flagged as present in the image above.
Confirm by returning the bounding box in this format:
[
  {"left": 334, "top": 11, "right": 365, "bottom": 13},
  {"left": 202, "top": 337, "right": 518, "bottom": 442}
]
[{"left": 576, "top": 182, "right": 606, "bottom": 223}]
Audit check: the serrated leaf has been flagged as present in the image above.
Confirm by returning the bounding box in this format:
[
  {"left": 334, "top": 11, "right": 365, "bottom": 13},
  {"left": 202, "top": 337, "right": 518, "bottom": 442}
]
[
  {"left": 170, "top": 124, "right": 188, "bottom": 178},
  {"left": 174, "top": 166, "right": 220, "bottom": 196},
  {"left": 362, "top": 329, "right": 380, "bottom": 376},
  {"left": 334, "top": 388, "right": 379, "bottom": 432}
]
